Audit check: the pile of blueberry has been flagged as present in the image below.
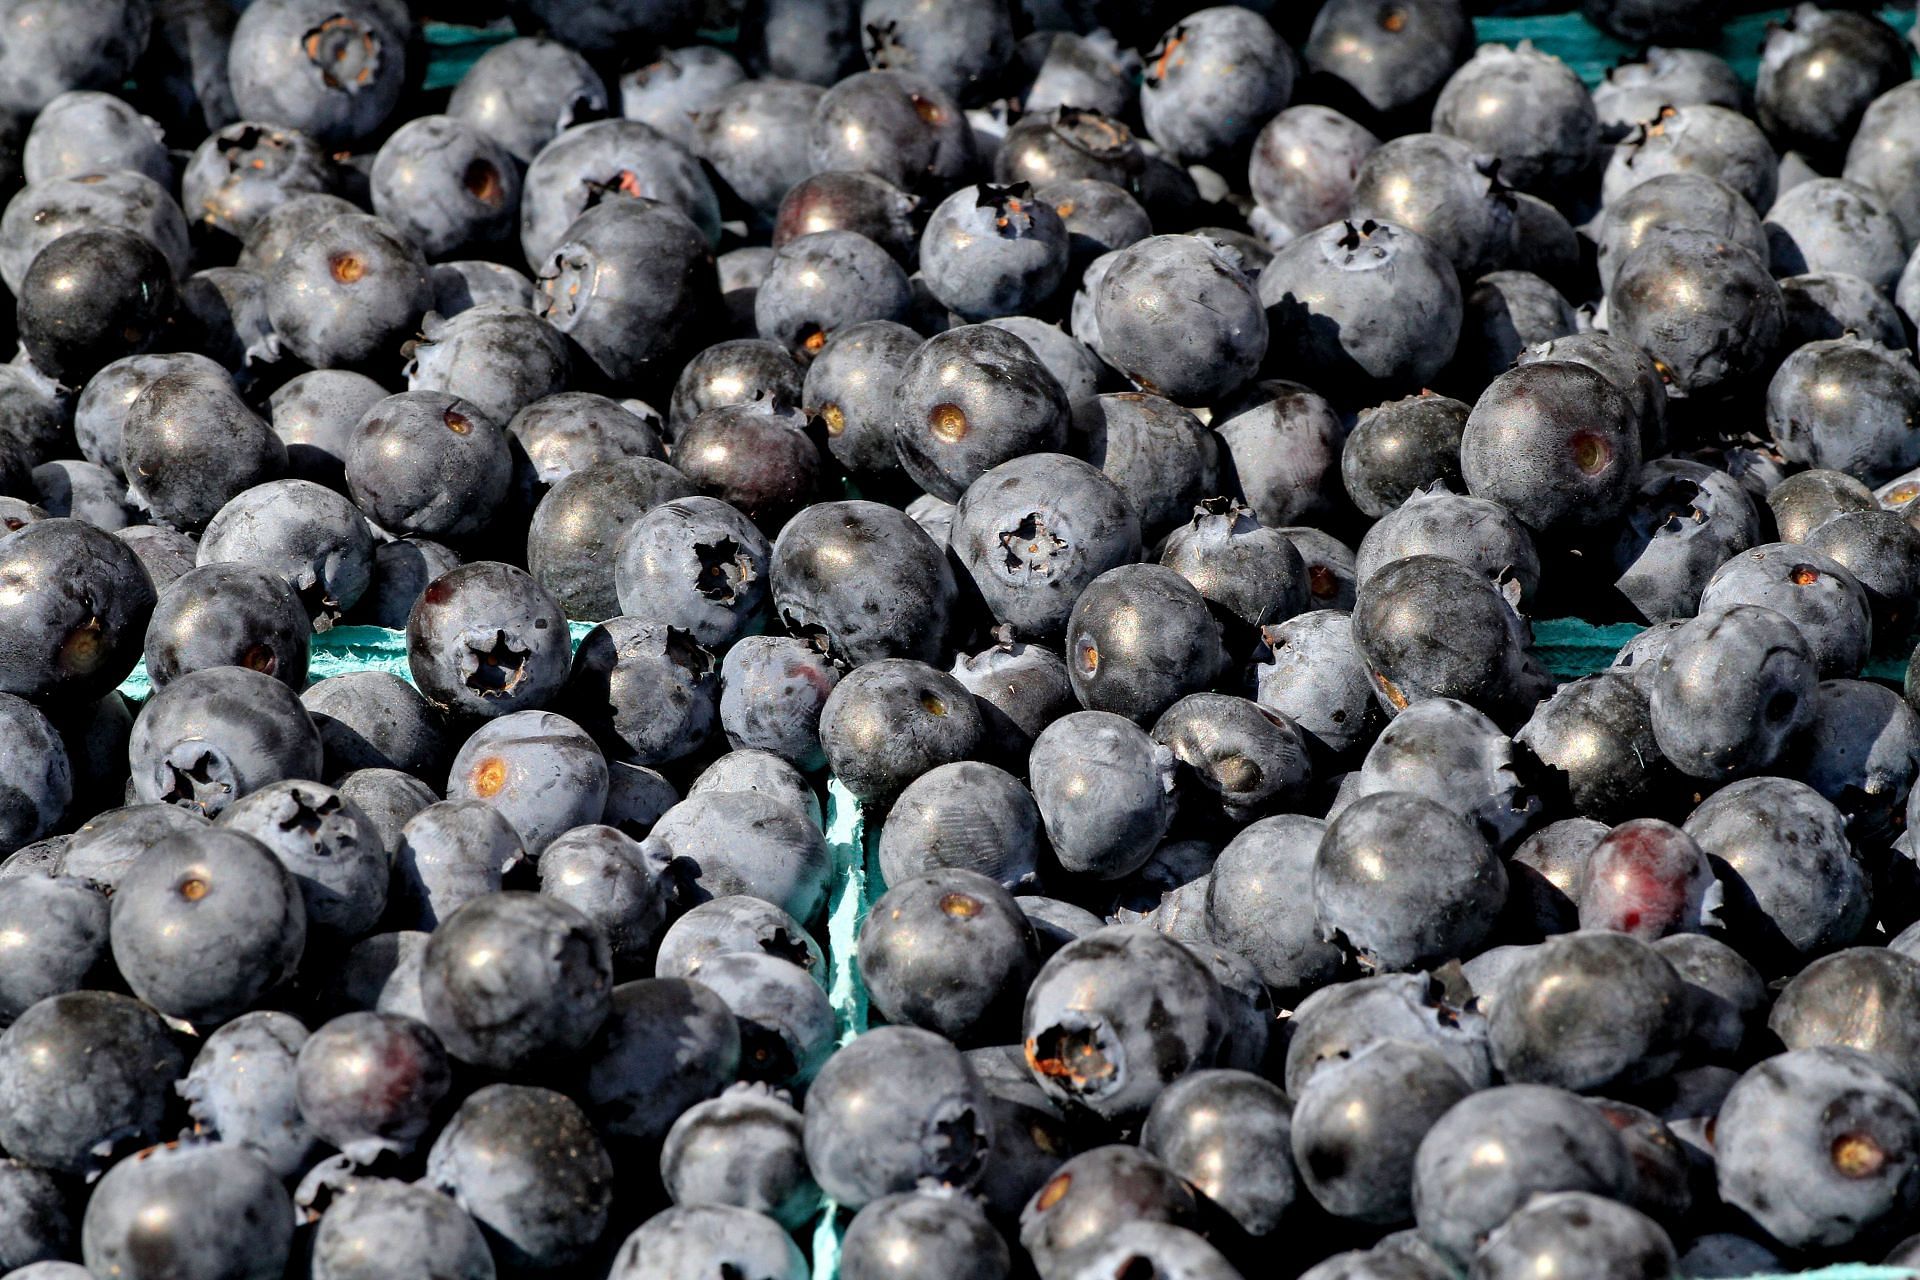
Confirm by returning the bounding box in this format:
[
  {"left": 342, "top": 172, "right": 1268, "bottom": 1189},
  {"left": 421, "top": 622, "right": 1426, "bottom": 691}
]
[{"left": 10, "top": 0, "right": 1920, "bottom": 1275}]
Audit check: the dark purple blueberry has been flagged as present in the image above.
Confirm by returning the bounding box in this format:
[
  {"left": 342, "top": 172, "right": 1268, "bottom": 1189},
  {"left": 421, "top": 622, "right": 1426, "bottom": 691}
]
[
  {"left": 1152, "top": 692, "right": 1312, "bottom": 826},
  {"left": 1608, "top": 229, "right": 1786, "bottom": 402},
  {"left": 406, "top": 561, "right": 571, "bottom": 722},
  {"left": 1339, "top": 696, "right": 1540, "bottom": 850},
  {"left": 1517, "top": 675, "right": 1670, "bottom": 825},
  {"left": 1355, "top": 484, "right": 1540, "bottom": 604},
  {"left": 407, "top": 306, "right": 571, "bottom": 436},
  {"left": 649, "top": 789, "right": 830, "bottom": 922},
  {"left": 309, "top": 1180, "right": 494, "bottom": 1280},
  {"left": 1138, "top": 6, "right": 1291, "bottom": 166},
  {"left": 521, "top": 119, "right": 719, "bottom": 266},
  {"left": 1252, "top": 610, "right": 1384, "bottom": 760},
  {"left": 1018, "top": 1146, "right": 1199, "bottom": 1277},
  {"left": 1070, "top": 393, "right": 1219, "bottom": 540},
  {"left": 1604, "top": 103, "right": 1778, "bottom": 214},
  {"left": 446, "top": 37, "right": 609, "bottom": 165},
  {"left": 773, "top": 169, "right": 919, "bottom": 264},
  {"left": 818, "top": 659, "right": 983, "bottom": 811},
  {"left": 1788, "top": 678, "right": 1920, "bottom": 841},
  {"left": 1434, "top": 42, "right": 1595, "bottom": 192},
  {"left": 919, "top": 183, "right": 1069, "bottom": 323},
  {"left": 1034, "top": 177, "right": 1150, "bottom": 279},
  {"left": 1472, "top": 1192, "right": 1678, "bottom": 1280},
  {"left": 121, "top": 371, "right": 286, "bottom": 534},
  {"left": 877, "top": 760, "right": 1041, "bottom": 890},
  {"left": 301, "top": 671, "right": 444, "bottom": 781},
  {"left": 1286, "top": 972, "right": 1492, "bottom": 1096},
  {"left": 176, "top": 1011, "right": 318, "bottom": 1183},
  {"left": 1806, "top": 509, "right": 1920, "bottom": 651},
  {"left": 1302, "top": 0, "right": 1471, "bottom": 119},
  {"left": 893, "top": 323, "right": 1069, "bottom": 502},
  {"left": 127, "top": 666, "right": 322, "bottom": 818},
  {"left": 228, "top": 0, "right": 404, "bottom": 146},
  {"left": 1461, "top": 361, "right": 1642, "bottom": 537},
  {"left": 1698, "top": 543, "right": 1872, "bottom": 678},
  {"left": 295, "top": 1010, "right": 449, "bottom": 1165},
  {"left": 1094, "top": 234, "right": 1266, "bottom": 404},
  {"left": 668, "top": 339, "right": 804, "bottom": 438},
  {"left": 0, "top": 873, "right": 107, "bottom": 1025},
  {"left": 673, "top": 398, "right": 822, "bottom": 528},
  {"left": 446, "top": 709, "right": 609, "bottom": 856},
  {"left": 216, "top": 778, "right": 386, "bottom": 944},
  {"left": 1764, "top": 178, "right": 1907, "bottom": 289},
  {"left": 16, "top": 227, "right": 174, "bottom": 386},
  {"left": 837, "top": 1189, "right": 1008, "bottom": 1280},
  {"left": 266, "top": 213, "right": 431, "bottom": 372},
  {"left": 755, "top": 228, "right": 912, "bottom": 361},
  {"left": 198, "top": 479, "right": 374, "bottom": 626},
  {"left": 1649, "top": 605, "right": 1818, "bottom": 782},
  {"left": 801, "top": 320, "right": 917, "bottom": 478},
  {"left": 1341, "top": 394, "right": 1467, "bottom": 520},
  {"left": 948, "top": 626, "right": 1075, "bottom": 760},
  {"left": 0, "top": 170, "right": 190, "bottom": 295},
  {"left": 582, "top": 978, "right": 741, "bottom": 1144},
  {"left": 806, "top": 70, "right": 973, "bottom": 193},
  {"left": 1488, "top": 931, "right": 1691, "bottom": 1091},
  {"left": 691, "top": 79, "right": 824, "bottom": 228},
  {"left": 528, "top": 457, "right": 696, "bottom": 621},
  {"left": 613, "top": 496, "right": 770, "bottom": 648},
  {"left": 718, "top": 634, "right": 841, "bottom": 770},
  {"left": 660, "top": 1083, "right": 819, "bottom": 1230},
  {"left": 268, "top": 369, "right": 385, "bottom": 492},
  {"left": 564, "top": 618, "right": 719, "bottom": 766},
  {"left": 772, "top": 499, "right": 957, "bottom": 663},
  {"left": 351, "top": 537, "right": 463, "bottom": 631},
  {"left": 80, "top": 1140, "right": 292, "bottom": 1280},
  {"left": 1768, "top": 335, "right": 1920, "bottom": 487},
  {"left": 1593, "top": 172, "right": 1766, "bottom": 291},
  {"left": 1759, "top": 7, "right": 1910, "bottom": 158}
]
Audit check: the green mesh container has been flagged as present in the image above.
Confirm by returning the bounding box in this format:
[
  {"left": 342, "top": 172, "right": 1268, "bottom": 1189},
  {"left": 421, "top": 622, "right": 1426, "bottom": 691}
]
[{"left": 201, "top": 6, "right": 1920, "bottom": 1276}]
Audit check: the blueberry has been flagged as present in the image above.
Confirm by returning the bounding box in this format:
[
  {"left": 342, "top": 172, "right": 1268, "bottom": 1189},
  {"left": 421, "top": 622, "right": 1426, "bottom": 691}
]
[
  {"left": 1022, "top": 924, "right": 1225, "bottom": 1121},
  {"left": 1608, "top": 229, "right": 1786, "bottom": 402},
  {"left": 334, "top": 770, "right": 436, "bottom": 864},
  {"left": 804, "top": 1024, "right": 991, "bottom": 1206},
  {"left": 1758, "top": 6, "right": 1910, "bottom": 159},
  {"left": 296, "top": 1011, "right": 450, "bottom": 1163},
  {"left": 1154, "top": 692, "right": 1313, "bottom": 825},
  {"left": 1698, "top": 543, "right": 1872, "bottom": 678},
  {"left": 0, "top": 1158, "right": 73, "bottom": 1273},
  {"left": 1593, "top": 47, "right": 1743, "bottom": 133},
  {"left": 199, "top": 479, "right": 376, "bottom": 627},
  {"left": 1138, "top": 1069, "right": 1296, "bottom": 1239},
  {"left": 511, "top": 392, "right": 667, "bottom": 496},
  {"left": 1019, "top": 1145, "right": 1199, "bottom": 1276},
  {"left": 1063, "top": 563, "right": 1221, "bottom": 723},
  {"left": 687, "top": 948, "right": 833, "bottom": 1088},
  {"left": 301, "top": 671, "right": 445, "bottom": 781},
  {"left": 217, "top": 778, "right": 387, "bottom": 944},
  {"left": 267, "top": 212, "right": 431, "bottom": 372},
  {"left": 838, "top": 1189, "right": 1009, "bottom": 1280},
  {"left": 1792, "top": 269, "right": 1915, "bottom": 351},
  {"left": 0, "top": 0, "right": 149, "bottom": 114},
  {"left": 61, "top": 802, "right": 210, "bottom": 892},
  {"left": 618, "top": 46, "right": 746, "bottom": 148},
  {"left": 535, "top": 198, "right": 719, "bottom": 389},
  {"left": 1315, "top": 789, "right": 1506, "bottom": 972},
  {"left": 563, "top": 618, "right": 718, "bottom": 766},
  {"left": 716, "top": 634, "right": 841, "bottom": 770},
  {"left": 178, "top": 1011, "right": 323, "bottom": 1180},
  {"left": 1683, "top": 775, "right": 1869, "bottom": 971},
  {"left": 1069, "top": 395, "right": 1217, "bottom": 542},
  {"left": 0, "top": 873, "right": 107, "bottom": 1025},
  {"left": 1095, "top": 234, "right": 1266, "bottom": 404},
  {"left": 121, "top": 371, "right": 287, "bottom": 535},
  {"left": 1768, "top": 336, "right": 1920, "bottom": 488},
  {"left": 1411, "top": 1083, "right": 1633, "bottom": 1262},
  {"left": 74, "top": 353, "right": 224, "bottom": 483},
  {"left": 110, "top": 824, "right": 306, "bottom": 1028},
  {"left": 527, "top": 459, "right": 694, "bottom": 620},
  {"left": 128, "top": 666, "right": 323, "bottom": 818},
  {"left": 1487, "top": 930, "right": 1691, "bottom": 1091},
  {"left": 1352, "top": 554, "right": 1548, "bottom": 725},
  {"left": 581, "top": 977, "right": 741, "bottom": 1145},
  {"left": 309, "top": 1180, "right": 495, "bottom": 1280},
  {"left": 610, "top": 1204, "right": 806, "bottom": 1280},
  {"left": 1648, "top": 605, "right": 1819, "bottom": 781},
  {"left": 1517, "top": 676, "right": 1671, "bottom": 825},
  {"left": 239, "top": 192, "right": 363, "bottom": 278},
  {"left": 115, "top": 524, "right": 200, "bottom": 592},
  {"left": 228, "top": 0, "right": 403, "bottom": 146},
  {"left": 26, "top": 459, "right": 127, "bottom": 532},
  {"left": 1350, "top": 134, "right": 1516, "bottom": 279},
  {"left": 1433, "top": 42, "right": 1595, "bottom": 193},
  {"left": 668, "top": 340, "right": 804, "bottom": 440},
  {"left": 407, "top": 306, "right": 572, "bottom": 435},
  {"left": 326, "top": 930, "right": 432, "bottom": 1020},
  {"left": 1249, "top": 105, "right": 1381, "bottom": 245},
  {"left": 1027, "top": 710, "right": 1172, "bottom": 880},
  {"left": 351, "top": 537, "right": 464, "bottom": 631},
  {"left": 1770, "top": 948, "right": 1920, "bottom": 1092},
  {"left": 948, "top": 627, "right": 1076, "bottom": 761},
  {"left": 654, "top": 895, "right": 823, "bottom": 987},
  {"left": 15, "top": 227, "right": 175, "bottom": 387},
  {"left": 1302, "top": 0, "right": 1471, "bottom": 119},
  {"left": 918, "top": 183, "right": 1069, "bottom": 323},
  {"left": 1462, "top": 360, "right": 1643, "bottom": 537},
  {"left": 432, "top": 259, "right": 538, "bottom": 316},
  {"left": 1611, "top": 460, "right": 1762, "bottom": 623},
  {"left": 1773, "top": 467, "right": 1879, "bottom": 543},
  {"left": 877, "top": 761, "right": 1042, "bottom": 890},
  {"left": 690, "top": 79, "right": 824, "bottom": 230},
  {"left": 0, "top": 692, "right": 68, "bottom": 857},
  {"left": 1716, "top": 1047, "right": 1920, "bottom": 1251},
  {"left": 1787, "top": 678, "right": 1920, "bottom": 840},
  {"left": 446, "top": 37, "right": 609, "bottom": 165},
  {"left": 1355, "top": 484, "right": 1540, "bottom": 604},
  {"left": 649, "top": 788, "right": 830, "bottom": 920},
  {"left": 426, "top": 1083, "right": 614, "bottom": 1272},
  {"left": 1341, "top": 394, "right": 1467, "bottom": 520},
  {"left": 406, "top": 561, "right": 571, "bottom": 721},
  {"left": 690, "top": 749, "right": 821, "bottom": 828},
  {"left": 1763, "top": 178, "right": 1906, "bottom": 289},
  {"left": 807, "top": 70, "right": 973, "bottom": 192},
  {"left": 522, "top": 119, "right": 721, "bottom": 266},
  {"left": 81, "top": 1139, "right": 292, "bottom": 1280},
  {"left": 1260, "top": 220, "right": 1463, "bottom": 396},
  {"left": 773, "top": 170, "right": 920, "bottom": 265},
  {"left": 268, "top": 369, "right": 387, "bottom": 492},
  {"left": 1019, "top": 30, "right": 1139, "bottom": 119},
  {"left": 860, "top": 867, "right": 1038, "bottom": 1044},
  {"left": 1201, "top": 814, "right": 1339, "bottom": 995},
  {"left": 537, "top": 824, "right": 671, "bottom": 974},
  {"left": 798, "top": 320, "right": 917, "bottom": 477},
  {"left": 892, "top": 325, "right": 1070, "bottom": 503},
  {"left": 181, "top": 122, "right": 336, "bottom": 249},
  {"left": 0, "top": 170, "right": 189, "bottom": 295},
  {"left": 390, "top": 800, "right": 525, "bottom": 931},
  {"left": 1472, "top": 1192, "right": 1678, "bottom": 1280}
]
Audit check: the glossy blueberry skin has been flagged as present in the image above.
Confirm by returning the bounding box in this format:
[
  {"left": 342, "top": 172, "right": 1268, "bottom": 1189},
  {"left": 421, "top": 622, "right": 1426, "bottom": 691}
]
[
  {"left": 58, "top": 803, "right": 205, "bottom": 893},
  {"left": 267, "top": 369, "right": 384, "bottom": 492},
  {"left": 1412, "top": 1084, "right": 1632, "bottom": 1263},
  {"left": 1261, "top": 220, "right": 1463, "bottom": 396},
  {"left": 1316, "top": 789, "right": 1507, "bottom": 972},
  {"left": 754, "top": 229, "right": 912, "bottom": 363},
  {"left": 804, "top": 1025, "right": 992, "bottom": 1207},
  {"left": 82, "top": 1140, "right": 292, "bottom": 1280},
  {"left": 0, "top": 170, "right": 190, "bottom": 296},
  {"left": 1135, "top": 6, "right": 1292, "bottom": 166},
  {"left": 1356, "top": 484, "right": 1540, "bottom": 604},
  {"left": 1489, "top": 930, "right": 1692, "bottom": 1092},
  {"left": 1759, "top": 6, "right": 1909, "bottom": 158},
  {"left": 1065, "top": 563, "right": 1222, "bottom": 724},
  {"left": 1609, "top": 229, "right": 1786, "bottom": 402},
  {"left": 295, "top": 1011, "right": 450, "bottom": 1164},
  {"left": 1517, "top": 676, "right": 1672, "bottom": 825},
  {"left": 1019, "top": 1145, "right": 1200, "bottom": 1276},
  {"left": 408, "top": 307, "right": 572, "bottom": 438},
  {"left": 660, "top": 1083, "right": 819, "bottom": 1229},
  {"left": 806, "top": 70, "right": 973, "bottom": 193},
  {"left": 654, "top": 894, "right": 822, "bottom": 987},
  {"left": 611, "top": 1204, "right": 806, "bottom": 1280},
  {"left": 773, "top": 170, "right": 920, "bottom": 265},
  {"left": 267, "top": 212, "right": 431, "bottom": 372},
  {"left": 0, "top": 0, "right": 149, "bottom": 113},
  {"left": 776, "top": 500, "right": 961, "bottom": 665},
  {"left": 390, "top": 800, "right": 524, "bottom": 932},
  {"left": 16, "top": 226, "right": 176, "bottom": 386},
  {"left": 1603, "top": 100, "right": 1778, "bottom": 214},
  {"left": 0, "top": 989, "right": 186, "bottom": 1177},
  {"left": 1684, "top": 776, "right": 1869, "bottom": 972},
  {"left": 668, "top": 339, "right": 803, "bottom": 437},
  {"left": 1461, "top": 361, "right": 1643, "bottom": 537},
  {"left": 115, "top": 526, "right": 200, "bottom": 593},
  {"left": 1253, "top": 611, "right": 1382, "bottom": 762},
  {"left": 1136, "top": 1069, "right": 1295, "bottom": 1239},
  {"left": 1698, "top": 543, "right": 1872, "bottom": 678},
  {"left": 447, "top": 37, "right": 609, "bottom": 165},
  {"left": 536, "top": 197, "right": 719, "bottom": 389},
  {"left": 366, "top": 114, "right": 520, "bottom": 261},
  {"left": 0, "top": 873, "right": 106, "bottom": 1024},
  {"left": 1768, "top": 336, "right": 1920, "bottom": 488},
  {"left": 948, "top": 628, "right": 1075, "bottom": 761},
  {"left": 838, "top": 1190, "right": 1008, "bottom": 1280},
  {"left": 510, "top": 394, "right": 667, "bottom": 498},
  {"left": 1303, "top": 0, "right": 1470, "bottom": 118},
  {"left": 1649, "top": 605, "right": 1820, "bottom": 782},
  {"left": 1355, "top": 135, "right": 1519, "bottom": 282},
  {"left": 1473, "top": 1192, "right": 1678, "bottom": 1280},
  {"left": 420, "top": 891, "right": 612, "bottom": 1075},
  {"left": 1203, "top": 813, "right": 1341, "bottom": 995},
  {"left": 174, "top": 266, "right": 277, "bottom": 387},
  {"left": 426, "top": 1084, "right": 614, "bottom": 1273},
  {"left": 563, "top": 618, "right": 718, "bottom": 766},
  {"left": 360, "top": 542, "right": 471, "bottom": 636},
  {"left": 892, "top": 324, "right": 1070, "bottom": 502},
  {"left": 351, "top": 394, "right": 512, "bottom": 547},
  {"left": 1765, "top": 178, "right": 1907, "bottom": 290},
  {"left": 1070, "top": 394, "right": 1218, "bottom": 541},
  {"left": 1352, "top": 554, "right": 1548, "bottom": 727},
  {"left": 1433, "top": 43, "right": 1595, "bottom": 193},
  {"left": 0, "top": 1156, "right": 74, "bottom": 1272},
  {"left": 688, "top": 78, "right": 823, "bottom": 229},
  {"left": 1154, "top": 692, "right": 1312, "bottom": 827},
  {"left": 178, "top": 1011, "right": 321, "bottom": 1181},
  {"left": 1094, "top": 234, "right": 1266, "bottom": 404},
  {"left": 333, "top": 770, "right": 435, "bottom": 867},
  {"left": 0, "top": 691, "right": 69, "bottom": 857},
  {"left": 690, "top": 948, "right": 834, "bottom": 1088},
  {"left": 1717, "top": 1047, "right": 1920, "bottom": 1250},
  {"left": 521, "top": 118, "right": 719, "bottom": 268},
  {"left": 217, "top": 779, "right": 387, "bottom": 944},
  {"left": 1775, "top": 468, "right": 1879, "bottom": 542},
  {"left": 442, "top": 710, "right": 607, "bottom": 857},
  {"left": 1342, "top": 696, "right": 1540, "bottom": 852},
  {"left": 73, "top": 354, "right": 222, "bottom": 484},
  {"left": 128, "top": 666, "right": 323, "bottom": 819},
  {"left": 919, "top": 183, "right": 1069, "bottom": 323},
  {"left": 1028, "top": 711, "right": 1173, "bottom": 881},
  {"left": 877, "top": 761, "right": 1042, "bottom": 890},
  {"left": 121, "top": 369, "right": 289, "bottom": 535},
  {"left": 228, "top": 0, "right": 402, "bottom": 146},
  {"left": 1770, "top": 948, "right": 1920, "bottom": 1093},
  {"left": 1033, "top": 177, "right": 1149, "bottom": 280},
  {"left": 527, "top": 459, "right": 693, "bottom": 621},
  {"left": 1611, "top": 460, "right": 1761, "bottom": 623},
  {"left": 1807, "top": 508, "right": 1920, "bottom": 650},
  {"left": 648, "top": 790, "right": 830, "bottom": 921},
  {"left": 1341, "top": 394, "right": 1466, "bottom": 520},
  {"left": 406, "top": 561, "right": 571, "bottom": 722},
  {"left": 200, "top": 479, "right": 375, "bottom": 627},
  {"left": 110, "top": 825, "right": 307, "bottom": 1028},
  {"left": 1847, "top": 81, "right": 1920, "bottom": 242},
  {"left": 673, "top": 399, "right": 822, "bottom": 529},
  {"left": 860, "top": 868, "right": 1038, "bottom": 1044},
  {"left": 1021, "top": 925, "right": 1226, "bottom": 1122},
  {"left": 433, "top": 259, "right": 537, "bottom": 317},
  {"left": 1789, "top": 679, "right": 1920, "bottom": 841},
  {"left": 716, "top": 634, "right": 840, "bottom": 770},
  {"left": 800, "top": 320, "right": 918, "bottom": 477},
  {"left": 537, "top": 823, "right": 671, "bottom": 974},
  {"left": 1248, "top": 105, "right": 1379, "bottom": 246},
  {"left": 301, "top": 672, "right": 445, "bottom": 783},
  {"left": 310, "top": 1180, "right": 496, "bottom": 1280},
  {"left": 582, "top": 977, "right": 741, "bottom": 1144}
]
